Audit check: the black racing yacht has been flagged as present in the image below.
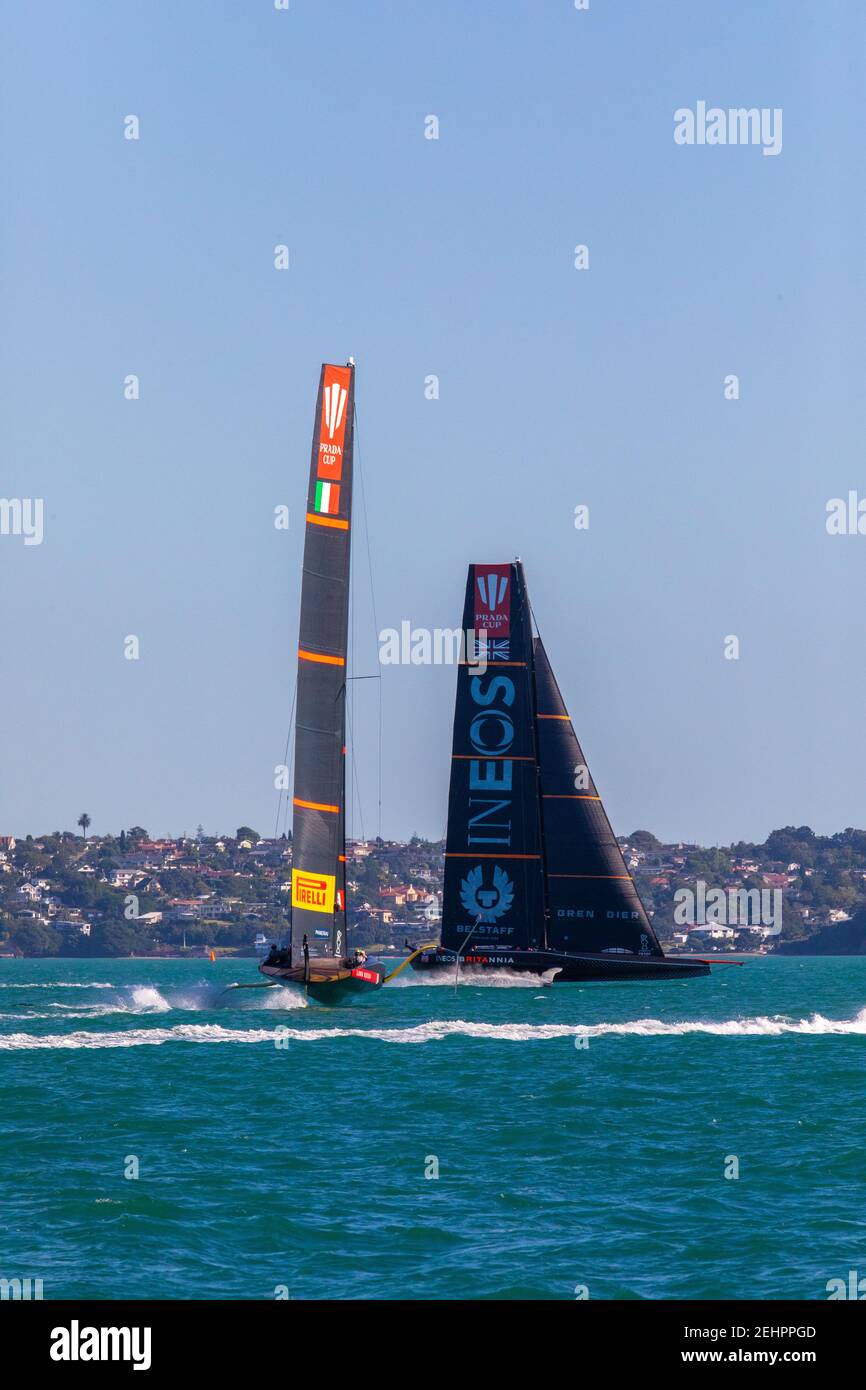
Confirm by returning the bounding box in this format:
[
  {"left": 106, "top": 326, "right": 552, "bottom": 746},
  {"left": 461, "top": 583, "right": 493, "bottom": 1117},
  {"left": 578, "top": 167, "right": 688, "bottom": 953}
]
[{"left": 412, "top": 562, "right": 712, "bottom": 984}]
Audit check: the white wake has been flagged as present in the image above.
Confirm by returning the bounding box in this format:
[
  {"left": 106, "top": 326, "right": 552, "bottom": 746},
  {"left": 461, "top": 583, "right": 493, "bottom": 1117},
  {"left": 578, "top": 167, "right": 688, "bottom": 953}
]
[
  {"left": 0, "top": 981, "right": 114, "bottom": 989},
  {"left": 2, "top": 1008, "right": 866, "bottom": 1049},
  {"left": 390, "top": 967, "right": 539, "bottom": 989},
  {"left": 0, "top": 980, "right": 307, "bottom": 1022}
]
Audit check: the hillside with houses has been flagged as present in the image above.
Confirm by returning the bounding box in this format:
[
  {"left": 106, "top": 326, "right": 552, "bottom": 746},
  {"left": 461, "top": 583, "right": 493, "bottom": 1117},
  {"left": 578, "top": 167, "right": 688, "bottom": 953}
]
[{"left": 1, "top": 823, "right": 866, "bottom": 957}]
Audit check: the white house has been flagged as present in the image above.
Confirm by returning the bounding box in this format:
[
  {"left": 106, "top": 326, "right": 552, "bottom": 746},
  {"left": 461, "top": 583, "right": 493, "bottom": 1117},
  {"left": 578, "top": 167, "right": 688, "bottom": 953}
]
[{"left": 690, "top": 924, "right": 736, "bottom": 942}]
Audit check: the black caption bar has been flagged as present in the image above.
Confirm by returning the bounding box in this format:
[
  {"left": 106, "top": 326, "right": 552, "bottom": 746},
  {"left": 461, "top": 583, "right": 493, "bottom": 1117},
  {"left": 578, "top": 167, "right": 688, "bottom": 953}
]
[{"left": 3, "top": 1298, "right": 862, "bottom": 1375}]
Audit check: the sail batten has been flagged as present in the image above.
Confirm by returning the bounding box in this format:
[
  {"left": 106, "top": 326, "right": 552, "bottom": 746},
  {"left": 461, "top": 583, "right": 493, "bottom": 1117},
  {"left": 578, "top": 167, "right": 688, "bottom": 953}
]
[{"left": 290, "top": 363, "right": 355, "bottom": 960}]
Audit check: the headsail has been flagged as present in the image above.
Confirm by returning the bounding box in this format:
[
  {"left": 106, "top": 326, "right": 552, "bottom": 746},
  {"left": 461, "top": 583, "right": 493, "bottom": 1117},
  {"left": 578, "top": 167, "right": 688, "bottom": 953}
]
[
  {"left": 290, "top": 363, "right": 354, "bottom": 960},
  {"left": 532, "top": 637, "right": 664, "bottom": 957},
  {"left": 440, "top": 562, "right": 546, "bottom": 953}
]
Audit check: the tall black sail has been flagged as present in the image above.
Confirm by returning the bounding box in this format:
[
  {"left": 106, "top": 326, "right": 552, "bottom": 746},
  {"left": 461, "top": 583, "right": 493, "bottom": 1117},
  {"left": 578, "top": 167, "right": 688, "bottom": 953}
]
[
  {"left": 440, "top": 563, "right": 546, "bottom": 953},
  {"left": 532, "top": 637, "right": 663, "bottom": 957},
  {"left": 290, "top": 363, "right": 354, "bottom": 960}
]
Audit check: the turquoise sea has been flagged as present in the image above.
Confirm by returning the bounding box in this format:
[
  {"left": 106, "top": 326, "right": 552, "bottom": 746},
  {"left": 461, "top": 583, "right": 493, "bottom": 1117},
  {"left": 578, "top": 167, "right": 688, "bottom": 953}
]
[{"left": 0, "top": 956, "right": 864, "bottom": 1301}]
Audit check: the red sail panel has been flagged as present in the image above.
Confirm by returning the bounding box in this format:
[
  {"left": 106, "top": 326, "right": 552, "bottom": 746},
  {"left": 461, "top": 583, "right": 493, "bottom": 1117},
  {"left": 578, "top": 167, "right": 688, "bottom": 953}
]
[
  {"left": 533, "top": 637, "right": 664, "bottom": 958},
  {"left": 291, "top": 363, "right": 354, "bottom": 959},
  {"left": 440, "top": 563, "right": 546, "bottom": 953}
]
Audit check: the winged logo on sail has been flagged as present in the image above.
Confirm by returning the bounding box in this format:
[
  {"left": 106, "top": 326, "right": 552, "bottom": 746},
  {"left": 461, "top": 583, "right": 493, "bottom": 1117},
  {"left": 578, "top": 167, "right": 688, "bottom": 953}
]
[{"left": 459, "top": 864, "right": 514, "bottom": 922}]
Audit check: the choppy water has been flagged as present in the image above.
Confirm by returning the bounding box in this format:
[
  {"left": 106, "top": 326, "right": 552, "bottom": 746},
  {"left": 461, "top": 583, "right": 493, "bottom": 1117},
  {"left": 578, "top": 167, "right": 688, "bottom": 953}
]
[{"left": 1, "top": 956, "right": 863, "bottom": 1299}]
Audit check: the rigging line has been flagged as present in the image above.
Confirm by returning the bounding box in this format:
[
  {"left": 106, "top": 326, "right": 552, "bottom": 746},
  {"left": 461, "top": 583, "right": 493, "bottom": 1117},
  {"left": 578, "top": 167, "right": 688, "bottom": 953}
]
[
  {"left": 354, "top": 405, "right": 382, "bottom": 842},
  {"left": 350, "top": 478, "right": 355, "bottom": 846},
  {"left": 273, "top": 680, "right": 297, "bottom": 841},
  {"left": 288, "top": 691, "right": 299, "bottom": 835},
  {"left": 281, "top": 680, "right": 298, "bottom": 841},
  {"left": 527, "top": 594, "right": 543, "bottom": 645},
  {"left": 525, "top": 577, "right": 550, "bottom": 946},
  {"left": 453, "top": 917, "right": 482, "bottom": 992},
  {"left": 345, "top": 697, "right": 366, "bottom": 843}
]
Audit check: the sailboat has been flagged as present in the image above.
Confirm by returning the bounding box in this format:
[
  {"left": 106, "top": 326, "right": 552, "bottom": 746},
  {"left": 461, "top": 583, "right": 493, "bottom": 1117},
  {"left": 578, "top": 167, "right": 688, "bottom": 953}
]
[
  {"left": 412, "top": 561, "right": 711, "bottom": 983},
  {"left": 259, "top": 362, "right": 386, "bottom": 1001}
]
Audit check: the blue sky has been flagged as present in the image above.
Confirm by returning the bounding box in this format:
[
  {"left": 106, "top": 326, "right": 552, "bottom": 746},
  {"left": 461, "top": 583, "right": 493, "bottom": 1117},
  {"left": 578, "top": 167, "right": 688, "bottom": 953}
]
[{"left": 2, "top": 0, "right": 864, "bottom": 846}]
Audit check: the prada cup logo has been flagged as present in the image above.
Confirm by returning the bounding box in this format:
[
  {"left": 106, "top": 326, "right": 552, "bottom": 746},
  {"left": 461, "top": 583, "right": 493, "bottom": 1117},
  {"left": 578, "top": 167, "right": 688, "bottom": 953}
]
[
  {"left": 322, "top": 382, "right": 347, "bottom": 439},
  {"left": 473, "top": 564, "right": 511, "bottom": 638},
  {"left": 459, "top": 864, "right": 514, "bottom": 922},
  {"left": 476, "top": 571, "right": 508, "bottom": 612}
]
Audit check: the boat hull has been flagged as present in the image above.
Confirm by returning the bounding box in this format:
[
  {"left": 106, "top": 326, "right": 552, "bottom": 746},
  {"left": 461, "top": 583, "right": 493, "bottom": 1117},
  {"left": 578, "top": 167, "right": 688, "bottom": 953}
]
[
  {"left": 410, "top": 947, "right": 710, "bottom": 982},
  {"left": 259, "top": 958, "right": 384, "bottom": 1003}
]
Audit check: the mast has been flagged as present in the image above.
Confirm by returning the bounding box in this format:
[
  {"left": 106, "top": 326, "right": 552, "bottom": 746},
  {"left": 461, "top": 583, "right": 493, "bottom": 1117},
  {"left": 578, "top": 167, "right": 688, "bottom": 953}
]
[
  {"left": 290, "top": 362, "right": 354, "bottom": 960},
  {"left": 440, "top": 562, "right": 546, "bottom": 953},
  {"left": 531, "top": 637, "right": 664, "bottom": 957},
  {"left": 525, "top": 592, "right": 551, "bottom": 951}
]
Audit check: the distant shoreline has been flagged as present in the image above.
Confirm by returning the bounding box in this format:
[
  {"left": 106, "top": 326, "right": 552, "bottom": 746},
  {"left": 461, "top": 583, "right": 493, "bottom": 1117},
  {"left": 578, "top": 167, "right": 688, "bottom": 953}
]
[{"left": 0, "top": 949, "right": 854, "bottom": 962}]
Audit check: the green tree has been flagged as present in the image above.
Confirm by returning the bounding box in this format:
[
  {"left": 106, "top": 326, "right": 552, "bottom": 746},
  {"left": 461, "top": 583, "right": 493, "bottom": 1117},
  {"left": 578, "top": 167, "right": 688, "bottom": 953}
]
[
  {"left": 77, "top": 812, "right": 92, "bottom": 841},
  {"left": 13, "top": 842, "right": 48, "bottom": 873},
  {"left": 235, "top": 826, "right": 260, "bottom": 843},
  {"left": 77, "top": 921, "right": 147, "bottom": 957},
  {"left": 627, "top": 830, "right": 662, "bottom": 851},
  {"left": 765, "top": 826, "right": 816, "bottom": 867},
  {"left": 779, "top": 900, "right": 808, "bottom": 941},
  {"left": 9, "top": 922, "right": 63, "bottom": 957},
  {"left": 687, "top": 848, "right": 732, "bottom": 879}
]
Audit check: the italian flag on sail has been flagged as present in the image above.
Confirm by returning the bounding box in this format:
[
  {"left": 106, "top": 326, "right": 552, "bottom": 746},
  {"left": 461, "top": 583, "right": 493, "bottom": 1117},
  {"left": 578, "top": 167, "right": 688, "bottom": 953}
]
[{"left": 314, "top": 480, "right": 340, "bottom": 515}]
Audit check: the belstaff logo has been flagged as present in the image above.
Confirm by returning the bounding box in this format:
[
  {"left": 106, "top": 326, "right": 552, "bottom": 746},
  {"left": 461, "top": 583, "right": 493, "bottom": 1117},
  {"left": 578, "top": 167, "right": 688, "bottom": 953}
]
[
  {"left": 292, "top": 869, "right": 336, "bottom": 914},
  {"left": 460, "top": 864, "right": 515, "bottom": 922}
]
